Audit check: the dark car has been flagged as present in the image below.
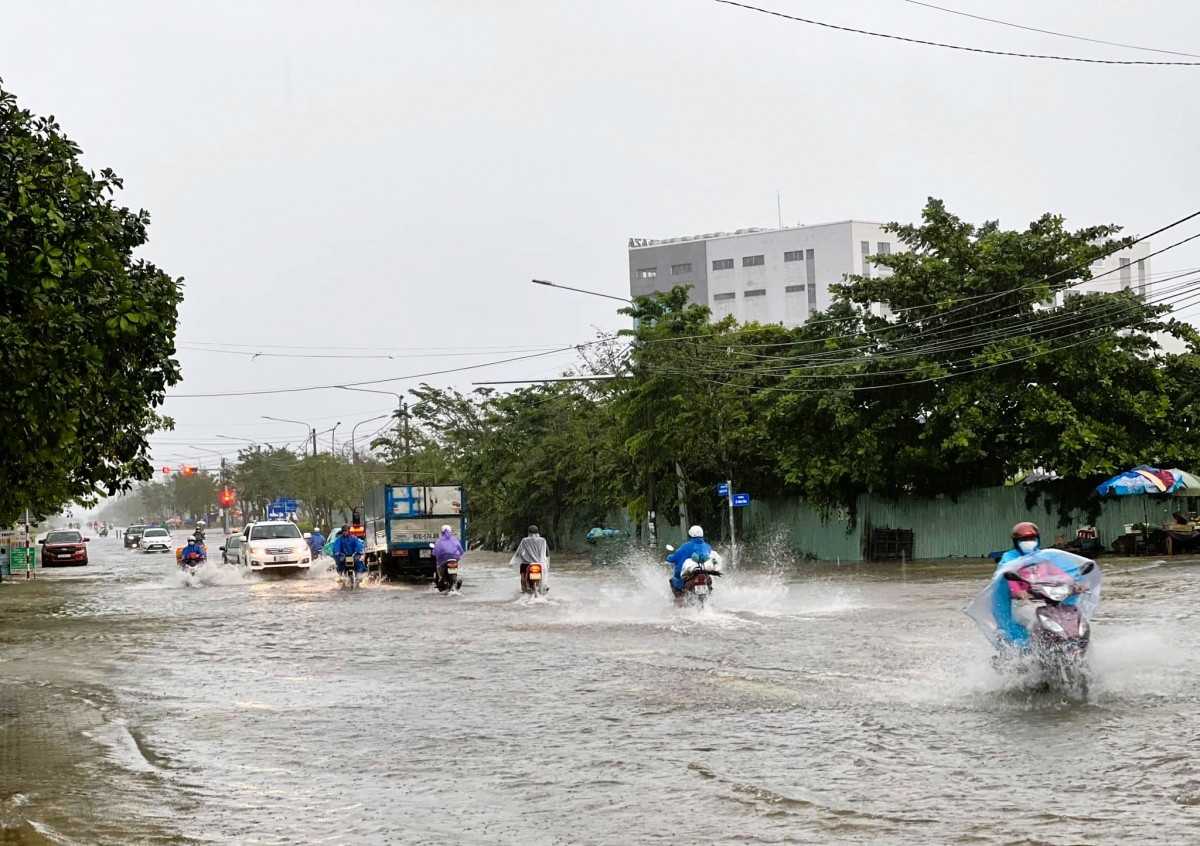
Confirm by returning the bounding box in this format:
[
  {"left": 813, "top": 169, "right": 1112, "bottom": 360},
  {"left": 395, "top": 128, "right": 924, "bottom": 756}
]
[
  {"left": 219, "top": 535, "right": 243, "bottom": 566},
  {"left": 124, "top": 525, "right": 147, "bottom": 548},
  {"left": 40, "top": 530, "right": 89, "bottom": 567}
]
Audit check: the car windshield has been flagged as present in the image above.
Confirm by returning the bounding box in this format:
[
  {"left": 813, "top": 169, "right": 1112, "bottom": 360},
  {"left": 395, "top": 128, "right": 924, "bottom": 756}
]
[
  {"left": 250, "top": 524, "right": 302, "bottom": 540},
  {"left": 126, "top": 526, "right": 146, "bottom": 535},
  {"left": 143, "top": 529, "right": 169, "bottom": 538},
  {"left": 47, "top": 531, "right": 82, "bottom": 543},
  {"left": 228, "top": 537, "right": 242, "bottom": 548}
]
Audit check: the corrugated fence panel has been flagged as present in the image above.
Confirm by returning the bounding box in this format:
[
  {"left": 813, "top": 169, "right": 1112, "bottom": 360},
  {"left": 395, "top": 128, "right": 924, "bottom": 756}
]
[{"left": 741, "top": 487, "right": 1186, "bottom": 561}]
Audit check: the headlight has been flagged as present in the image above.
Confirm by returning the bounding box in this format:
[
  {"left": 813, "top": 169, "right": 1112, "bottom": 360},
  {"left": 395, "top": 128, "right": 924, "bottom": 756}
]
[
  {"left": 1042, "top": 585, "right": 1071, "bottom": 602},
  {"left": 1039, "top": 616, "right": 1065, "bottom": 634},
  {"left": 293, "top": 544, "right": 306, "bottom": 555}
]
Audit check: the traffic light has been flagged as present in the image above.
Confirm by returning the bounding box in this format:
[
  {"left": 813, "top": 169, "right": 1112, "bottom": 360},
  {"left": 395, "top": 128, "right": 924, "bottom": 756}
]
[
  {"left": 181, "top": 465, "right": 195, "bottom": 476},
  {"left": 348, "top": 511, "right": 365, "bottom": 537},
  {"left": 162, "top": 466, "right": 171, "bottom": 475},
  {"left": 219, "top": 488, "right": 234, "bottom": 507}
]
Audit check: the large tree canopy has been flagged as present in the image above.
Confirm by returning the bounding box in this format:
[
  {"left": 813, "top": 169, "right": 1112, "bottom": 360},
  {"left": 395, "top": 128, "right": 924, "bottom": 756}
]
[{"left": 0, "top": 84, "right": 182, "bottom": 521}]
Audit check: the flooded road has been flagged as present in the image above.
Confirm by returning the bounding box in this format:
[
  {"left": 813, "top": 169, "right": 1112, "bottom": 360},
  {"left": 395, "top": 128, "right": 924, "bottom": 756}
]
[{"left": 2, "top": 535, "right": 1198, "bottom": 845}]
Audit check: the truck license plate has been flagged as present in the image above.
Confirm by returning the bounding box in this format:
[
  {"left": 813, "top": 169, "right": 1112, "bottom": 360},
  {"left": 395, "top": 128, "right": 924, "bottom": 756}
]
[{"left": 419, "top": 549, "right": 431, "bottom": 558}]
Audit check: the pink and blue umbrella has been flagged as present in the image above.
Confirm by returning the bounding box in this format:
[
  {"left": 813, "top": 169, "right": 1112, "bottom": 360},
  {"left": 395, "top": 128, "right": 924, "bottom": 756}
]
[{"left": 1096, "top": 466, "right": 1182, "bottom": 496}]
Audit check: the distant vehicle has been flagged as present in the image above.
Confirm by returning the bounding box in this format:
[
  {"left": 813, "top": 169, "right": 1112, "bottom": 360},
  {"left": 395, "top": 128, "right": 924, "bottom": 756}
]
[
  {"left": 218, "top": 535, "right": 243, "bottom": 566},
  {"left": 39, "top": 530, "right": 90, "bottom": 567},
  {"left": 237, "top": 521, "right": 312, "bottom": 573},
  {"left": 360, "top": 484, "right": 466, "bottom": 581},
  {"left": 140, "top": 527, "right": 172, "bottom": 554},
  {"left": 124, "top": 525, "right": 147, "bottom": 548}
]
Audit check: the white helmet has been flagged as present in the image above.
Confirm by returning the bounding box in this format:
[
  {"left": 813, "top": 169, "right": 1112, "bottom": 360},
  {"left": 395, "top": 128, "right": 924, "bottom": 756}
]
[
  {"left": 688, "top": 525, "right": 704, "bottom": 538},
  {"left": 441, "top": 524, "right": 452, "bottom": 533}
]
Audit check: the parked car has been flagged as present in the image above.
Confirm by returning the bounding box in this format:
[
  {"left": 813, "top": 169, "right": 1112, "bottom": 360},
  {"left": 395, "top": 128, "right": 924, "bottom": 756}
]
[
  {"left": 139, "top": 527, "right": 172, "bottom": 554},
  {"left": 219, "top": 535, "right": 243, "bottom": 566},
  {"left": 40, "top": 530, "right": 89, "bottom": 567},
  {"left": 124, "top": 525, "right": 148, "bottom": 548},
  {"left": 238, "top": 521, "right": 312, "bottom": 572}
]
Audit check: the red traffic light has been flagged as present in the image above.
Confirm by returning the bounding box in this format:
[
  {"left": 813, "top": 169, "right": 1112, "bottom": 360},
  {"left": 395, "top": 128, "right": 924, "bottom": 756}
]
[
  {"left": 162, "top": 466, "right": 171, "bottom": 475},
  {"left": 181, "top": 465, "right": 196, "bottom": 476},
  {"left": 219, "top": 488, "right": 234, "bottom": 507},
  {"left": 348, "top": 525, "right": 366, "bottom": 537}
]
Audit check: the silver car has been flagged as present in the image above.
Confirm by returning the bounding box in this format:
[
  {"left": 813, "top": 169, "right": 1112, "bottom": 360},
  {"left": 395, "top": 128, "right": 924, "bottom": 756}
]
[{"left": 140, "top": 527, "right": 172, "bottom": 553}]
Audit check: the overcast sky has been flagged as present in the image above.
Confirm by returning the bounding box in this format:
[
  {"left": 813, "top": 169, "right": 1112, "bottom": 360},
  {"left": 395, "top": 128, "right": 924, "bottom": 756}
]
[{"left": 3, "top": 0, "right": 1199, "bottom": 473}]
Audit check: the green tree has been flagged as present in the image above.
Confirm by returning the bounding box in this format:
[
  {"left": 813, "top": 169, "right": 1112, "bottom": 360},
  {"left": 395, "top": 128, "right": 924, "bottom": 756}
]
[
  {"left": 766, "top": 199, "right": 1192, "bottom": 514},
  {"left": 0, "top": 83, "right": 182, "bottom": 522},
  {"left": 231, "top": 447, "right": 298, "bottom": 521}
]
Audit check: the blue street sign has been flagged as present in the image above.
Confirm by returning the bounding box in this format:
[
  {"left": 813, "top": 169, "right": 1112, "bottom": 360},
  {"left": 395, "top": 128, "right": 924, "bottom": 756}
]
[
  {"left": 732, "top": 493, "right": 751, "bottom": 507},
  {"left": 717, "top": 483, "right": 730, "bottom": 497},
  {"left": 267, "top": 508, "right": 285, "bottom": 520},
  {"left": 270, "top": 498, "right": 298, "bottom": 513}
]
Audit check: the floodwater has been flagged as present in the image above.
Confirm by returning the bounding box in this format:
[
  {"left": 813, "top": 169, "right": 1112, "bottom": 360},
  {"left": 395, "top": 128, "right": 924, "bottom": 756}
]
[{"left": 1, "top": 535, "right": 1198, "bottom": 845}]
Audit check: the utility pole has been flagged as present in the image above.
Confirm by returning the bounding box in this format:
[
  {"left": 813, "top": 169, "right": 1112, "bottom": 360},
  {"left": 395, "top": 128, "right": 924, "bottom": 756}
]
[
  {"left": 221, "top": 457, "right": 230, "bottom": 535},
  {"left": 403, "top": 401, "right": 412, "bottom": 484},
  {"left": 726, "top": 478, "right": 737, "bottom": 568}
]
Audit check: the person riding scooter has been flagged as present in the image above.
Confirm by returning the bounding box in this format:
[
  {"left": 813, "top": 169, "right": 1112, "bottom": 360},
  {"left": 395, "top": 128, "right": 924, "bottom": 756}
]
[
  {"left": 308, "top": 526, "right": 326, "bottom": 559},
  {"left": 667, "top": 525, "right": 714, "bottom": 603},
  {"left": 180, "top": 536, "right": 207, "bottom": 568},
  {"left": 332, "top": 525, "right": 365, "bottom": 578},
  {"left": 193, "top": 521, "right": 206, "bottom": 543},
  {"left": 511, "top": 525, "right": 549, "bottom": 593}
]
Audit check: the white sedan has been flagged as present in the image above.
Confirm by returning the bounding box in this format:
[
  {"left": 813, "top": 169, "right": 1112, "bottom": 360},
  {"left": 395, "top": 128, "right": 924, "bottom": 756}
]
[
  {"left": 238, "top": 521, "right": 313, "bottom": 572},
  {"left": 139, "top": 527, "right": 173, "bottom": 553}
]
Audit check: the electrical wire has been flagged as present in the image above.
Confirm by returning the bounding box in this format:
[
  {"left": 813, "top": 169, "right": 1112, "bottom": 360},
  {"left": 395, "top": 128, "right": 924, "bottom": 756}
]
[
  {"left": 896, "top": 0, "right": 1200, "bottom": 60},
  {"left": 166, "top": 345, "right": 587, "bottom": 399},
  {"left": 713, "top": 0, "right": 1200, "bottom": 65},
  {"left": 178, "top": 345, "right": 569, "bottom": 361}
]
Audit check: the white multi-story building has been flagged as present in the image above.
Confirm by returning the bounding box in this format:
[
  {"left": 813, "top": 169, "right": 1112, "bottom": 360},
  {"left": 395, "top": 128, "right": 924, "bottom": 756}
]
[{"left": 628, "top": 220, "right": 1155, "bottom": 327}]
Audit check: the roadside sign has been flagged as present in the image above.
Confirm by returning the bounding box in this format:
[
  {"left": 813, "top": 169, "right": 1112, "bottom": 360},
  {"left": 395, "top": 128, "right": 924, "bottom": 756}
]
[
  {"left": 267, "top": 507, "right": 285, "bottom": 520},
  {"left": 271, "top": 498, "right": 298, "bottom": 513},
  {"left": 717, "top": 483, "right": 729, "bottom": 497},
  {"left": 732, "top": 493, "right": 751, "bottom": 507},
  {"left": 10, "top": 547, "right": 36, "bottom": 573}
]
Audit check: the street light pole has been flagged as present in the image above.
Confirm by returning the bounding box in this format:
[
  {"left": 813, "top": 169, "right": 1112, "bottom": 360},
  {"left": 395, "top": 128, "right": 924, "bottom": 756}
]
[
  {"left": 331, "top": 421, "right": 342, "bottom": 456},
  {"left": 350, "top": 414, "right": 391, "bottom": 464},
  {"left": 531, "top": 279, "right": 633, "bottom": 303},
  {"left": 339, "top": 385, "right": 408, "bottom": 479},
  {"left": 263, "top": 416, "right": 315, "bottom": 456}
]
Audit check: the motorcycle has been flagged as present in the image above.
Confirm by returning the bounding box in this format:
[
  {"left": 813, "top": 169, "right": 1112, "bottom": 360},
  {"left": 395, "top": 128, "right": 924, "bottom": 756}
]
[
  {"left": 967, "top": 550, "right": 1100, "bottom": 697},
  {"left": 97, "top": 526, "right": 109, "bottom": 538},
  {"left": 338, "top": 556, "right": 363, "bottom": 590},
  {"left": 435, "top": 558, "right": 461, "bottom": 593},
  {"left": 665, "top": 546, "right": 724, "bottom": 607},
  {"left": 179, "top": 554, "right": 206, "bottom": 577},
  {"left": 521, "top": 562, "right": 545, "bottom": 597}
]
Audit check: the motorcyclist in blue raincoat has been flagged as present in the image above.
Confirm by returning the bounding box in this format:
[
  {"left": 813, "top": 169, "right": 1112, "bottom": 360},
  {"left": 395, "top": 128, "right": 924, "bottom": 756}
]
[
  {"left": 990, "top": 522, "right": 1042, "bottom": 648},
  {"left": 667, "top": 525, "right": 714, "bottom": 599},
  {"left": 332, "top": 525, "right": 365, "bottom": 575},
  {"left": 308, "top": 526, "right": 326, "bottom": 558},
  {"left": 180, "top": 536, "right": 207, "bottom": 567}
]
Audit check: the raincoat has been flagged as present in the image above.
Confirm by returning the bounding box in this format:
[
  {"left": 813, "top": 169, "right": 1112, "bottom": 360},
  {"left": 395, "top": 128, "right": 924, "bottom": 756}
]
[
  {"left": 180, "top": 541, "right": 206, "bottom": 564},
  {"left": 511, "top": 533, "right": 549, "bottom": 579},
  {"left": 308, "top": 531, "right": 326, "bottom": 556},
  {"left": 667, "top": 538, "right": 713, "bottom": 590},
  {"left": 333, "top": 533, "right": 365, "bottom": 574},
  {"left": 966, "top": 549, "right": 1102, "bottom": 651},
  {"left": 433, "top": 528, "right": 463, "bottom": 566}
]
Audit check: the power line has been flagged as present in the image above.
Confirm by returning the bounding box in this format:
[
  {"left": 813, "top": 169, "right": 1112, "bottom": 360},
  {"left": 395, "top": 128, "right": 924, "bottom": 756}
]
[
  {"left": 712, "top": 0, "right": 1200, "bottom": 65},
  {"left": 166, "top": 346, "right": 586, "bottom": 399},
  {"left": 896, "top": 0, "right": 1200, "bottom": 60},
  {"left": 178, "top": 345, "right": 567, "bottom": 361}
]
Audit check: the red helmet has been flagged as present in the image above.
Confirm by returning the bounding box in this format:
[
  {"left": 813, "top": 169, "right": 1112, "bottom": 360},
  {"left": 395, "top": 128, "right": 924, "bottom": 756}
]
[{"left": 1011, "top": 521, "right": 1040, "bottom": 541}]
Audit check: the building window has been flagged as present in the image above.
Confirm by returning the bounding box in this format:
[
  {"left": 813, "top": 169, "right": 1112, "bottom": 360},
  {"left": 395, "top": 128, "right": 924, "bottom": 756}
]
[
  {"left": 877, "top": 242, "right": 891, "bottom": 255},
  {"left": 786, "top": 285, "right": 806, "bottom": 324},
  {"left": 861, "top": 241, "right": 871, "bottom": 279},
  {"left": 807, "top": 282, "right": 817, "bottom": 315},
  {"left": 636, "top": 268, "right": 657, "bottom": 279},
  {"left": 671, "top": 263, "right": 692, "bottom": 276},
  {"left": 713, "top": 292, "right": 736, "bottom": 301},
  {"left": 1120, "top": 257, "right": 1132, "bottom": 290},
  {"left": 1138, "top": 259, "right": 1147, "bottom": 297},
  {"left": 744, "top": 289, "right": 766, "bottom": 297},
  {"left": 712, "top": 258, "right": 734, "bottom": 271},
  {"left": 784, "top": 250, "right": 803, "bottom": 263},
  {"left": 743, "top": 255, "right": 765, "bottom": 267},
  {"left": 712, "top": 292, "right": 736, "bottom": 320}
]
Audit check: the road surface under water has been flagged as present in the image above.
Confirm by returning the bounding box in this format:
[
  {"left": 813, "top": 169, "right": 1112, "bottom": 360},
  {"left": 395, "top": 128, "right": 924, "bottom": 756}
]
[{"left": 1, "top": 534, "right": 1198, "bottom": 845}]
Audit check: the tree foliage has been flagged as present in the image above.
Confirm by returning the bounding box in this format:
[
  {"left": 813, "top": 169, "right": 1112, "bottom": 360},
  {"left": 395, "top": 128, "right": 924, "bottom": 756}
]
[{"left": 0, "top": 83, "right": 182, "bottom": 522}]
